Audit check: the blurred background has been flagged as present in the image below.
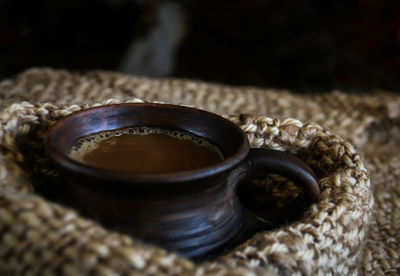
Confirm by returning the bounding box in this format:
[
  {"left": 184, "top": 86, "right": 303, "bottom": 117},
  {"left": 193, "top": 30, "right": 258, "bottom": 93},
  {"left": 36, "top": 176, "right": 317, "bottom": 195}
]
[{"left": 0, "top": 0, "right": 399, "bottom": 92}]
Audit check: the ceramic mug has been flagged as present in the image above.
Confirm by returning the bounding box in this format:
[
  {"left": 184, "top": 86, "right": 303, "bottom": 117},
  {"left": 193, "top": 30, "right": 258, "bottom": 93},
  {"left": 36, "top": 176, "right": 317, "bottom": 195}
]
[{"left": 46, "top": 103, "right": 320, "bottom": 258}]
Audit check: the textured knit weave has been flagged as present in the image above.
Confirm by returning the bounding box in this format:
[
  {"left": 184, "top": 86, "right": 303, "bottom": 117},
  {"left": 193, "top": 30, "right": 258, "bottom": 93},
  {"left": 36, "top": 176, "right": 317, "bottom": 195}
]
[{"left": 0, "top": 68, "right": 397, "bottom": 275}]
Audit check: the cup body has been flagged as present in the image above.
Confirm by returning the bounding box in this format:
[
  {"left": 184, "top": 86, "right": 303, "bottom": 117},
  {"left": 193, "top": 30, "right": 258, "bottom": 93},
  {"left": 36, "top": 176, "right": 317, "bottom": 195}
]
[{"left": 46, "top": 103, "right": 250, "bottom": 257}]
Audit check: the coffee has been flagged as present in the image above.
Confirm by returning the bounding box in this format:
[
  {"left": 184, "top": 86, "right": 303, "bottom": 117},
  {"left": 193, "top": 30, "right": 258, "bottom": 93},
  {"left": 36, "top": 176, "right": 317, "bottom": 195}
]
[{"left": 69, "top": 127, "right": 223, "bottom": 173}]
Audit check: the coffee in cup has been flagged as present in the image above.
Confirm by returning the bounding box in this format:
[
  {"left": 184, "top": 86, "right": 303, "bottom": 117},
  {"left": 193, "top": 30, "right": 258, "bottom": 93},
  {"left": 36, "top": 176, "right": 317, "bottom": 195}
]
[
  {"left": 69, "top": 127, "right": 223, "bottom": 174},
  {"left": 46, "top": 103, "right": 320, "bottom": 258}
]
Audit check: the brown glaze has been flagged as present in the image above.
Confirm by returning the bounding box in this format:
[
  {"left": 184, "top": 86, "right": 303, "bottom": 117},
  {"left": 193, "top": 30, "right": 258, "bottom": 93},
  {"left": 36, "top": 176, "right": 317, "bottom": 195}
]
[{"left": 46, "top": 103, "right": 320, "bottom": 258}]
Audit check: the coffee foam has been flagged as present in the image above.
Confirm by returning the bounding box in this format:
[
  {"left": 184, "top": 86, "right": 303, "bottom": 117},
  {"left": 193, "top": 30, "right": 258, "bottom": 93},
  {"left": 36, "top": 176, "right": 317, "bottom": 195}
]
[{"left": 69, "top": 127, "right": 224, "bottom": 163}]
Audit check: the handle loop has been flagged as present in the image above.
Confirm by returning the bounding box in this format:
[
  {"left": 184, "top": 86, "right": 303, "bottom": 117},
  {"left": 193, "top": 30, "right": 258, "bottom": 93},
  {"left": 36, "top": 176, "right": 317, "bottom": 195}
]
[{"left": 239, "top": 148, "right": 320, "bottom": 230}]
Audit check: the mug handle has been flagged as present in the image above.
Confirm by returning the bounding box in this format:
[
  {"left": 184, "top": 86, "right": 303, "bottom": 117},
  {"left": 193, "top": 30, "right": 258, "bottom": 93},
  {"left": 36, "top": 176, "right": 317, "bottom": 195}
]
[{"left": 239, "top": 148, "right": 320, "bottom": 232}]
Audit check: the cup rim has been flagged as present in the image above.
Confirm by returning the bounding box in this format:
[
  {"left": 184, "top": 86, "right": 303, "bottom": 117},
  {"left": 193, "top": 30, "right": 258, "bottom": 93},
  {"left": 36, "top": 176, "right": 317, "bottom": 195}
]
[{"left": 46, "top": 103, "right": 250, "bottom": 186}]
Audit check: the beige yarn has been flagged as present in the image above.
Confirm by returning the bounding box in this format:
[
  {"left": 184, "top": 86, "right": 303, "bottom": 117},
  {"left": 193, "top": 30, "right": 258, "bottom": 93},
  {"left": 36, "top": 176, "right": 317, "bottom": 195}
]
[{"left": 0, "top": 68, "right": 396, "bottom": 275}]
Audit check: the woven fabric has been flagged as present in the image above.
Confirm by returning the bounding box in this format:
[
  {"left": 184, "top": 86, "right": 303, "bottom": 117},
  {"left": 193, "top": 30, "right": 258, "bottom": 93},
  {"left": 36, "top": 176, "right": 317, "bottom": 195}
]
[{"left": 0, "top": 68, "right": 397, "bottom": 275}]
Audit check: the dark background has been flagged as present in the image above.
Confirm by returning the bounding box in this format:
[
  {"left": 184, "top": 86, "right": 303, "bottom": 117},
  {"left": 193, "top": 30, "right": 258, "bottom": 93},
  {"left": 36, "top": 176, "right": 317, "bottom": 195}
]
[{"left": 1, "top": 0, "right": 399, "bottom": 92}]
